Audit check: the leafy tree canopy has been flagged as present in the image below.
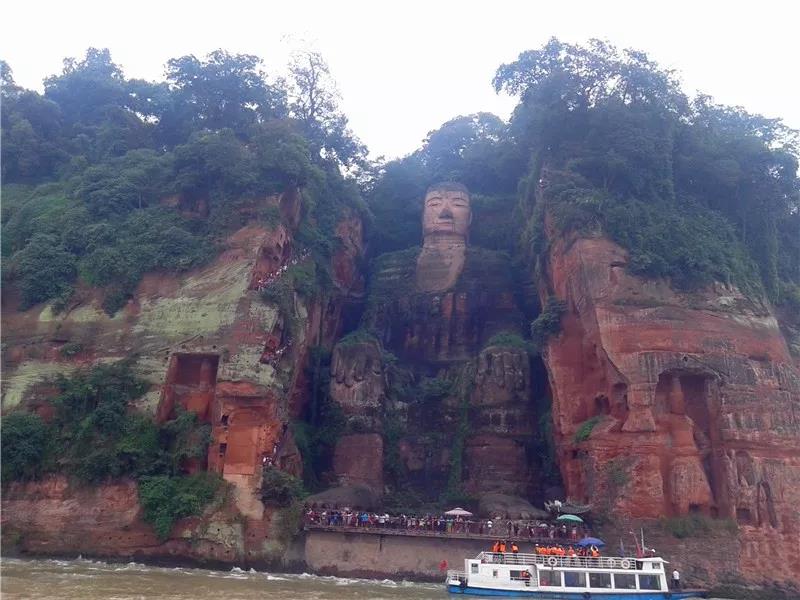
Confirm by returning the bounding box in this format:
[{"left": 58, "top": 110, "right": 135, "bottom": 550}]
[{"left": 2, "top": 47, "right": 368, "bottom": 312}]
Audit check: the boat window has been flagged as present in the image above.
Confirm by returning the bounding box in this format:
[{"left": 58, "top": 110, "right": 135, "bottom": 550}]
[
  {"left": 564, "top": 571, "right": 587, "bottom": 587},
  {"left": 614, "top": 573, "right": 637, "bottom": 589},
  {"left": 638, "top": 574, "right": 662, "bottom": 590},
  {"left": 589, "top": 572, "right": 612, "bottom": 588},
  {"left": 538, "top": 570, "right": 561, "bottom": 587},
  {"left": 470, "top": 563, "right": 479, "bottom": 574},
  {"left": 492, "top": 570, "right": 498, "bottom": 578}
]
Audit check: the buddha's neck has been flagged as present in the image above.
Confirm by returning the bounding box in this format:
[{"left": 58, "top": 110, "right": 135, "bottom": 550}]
[{"left": 422, "top": 233, "right": 467, "bottom": 250}]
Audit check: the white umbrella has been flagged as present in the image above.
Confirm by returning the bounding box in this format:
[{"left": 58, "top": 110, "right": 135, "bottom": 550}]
[{"left": 444, "top": 507, "right": 474, "bottom": 517}]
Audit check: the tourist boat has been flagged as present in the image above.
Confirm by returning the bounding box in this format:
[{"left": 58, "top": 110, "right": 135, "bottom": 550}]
[{"left": 446, "top": 551, "right": 705, "bottom": 598}]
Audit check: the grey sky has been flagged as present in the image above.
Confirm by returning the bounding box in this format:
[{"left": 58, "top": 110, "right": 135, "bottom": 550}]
[{"left": 3, "top": 0, "right": 799, "bottom": 160}]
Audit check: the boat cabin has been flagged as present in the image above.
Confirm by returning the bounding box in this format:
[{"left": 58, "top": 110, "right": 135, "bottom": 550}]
[{"left": 448, "top": 551, "right": 672, "bottom": 596}]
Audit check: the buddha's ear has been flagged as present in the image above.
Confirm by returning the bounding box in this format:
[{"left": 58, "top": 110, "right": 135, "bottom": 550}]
[{"left": 468, "top": 208, "right": 473, "bottom": 225}]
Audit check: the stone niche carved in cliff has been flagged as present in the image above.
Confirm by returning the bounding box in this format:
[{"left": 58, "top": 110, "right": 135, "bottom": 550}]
[
  {"left": 725, "top": 449, "right": 779, "bottom": 529},
  {"left": 655, "top": 369, "right": 719, "bottom": 516},
  {"left": 158, "top": 353, "right": 220, "bottom": 423},
  {"left": 328, "top": 182, "right": 540, "bottom": 502}
]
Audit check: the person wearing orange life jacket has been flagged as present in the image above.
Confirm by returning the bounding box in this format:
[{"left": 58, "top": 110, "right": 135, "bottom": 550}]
[
  {"left": 499, "top": 541, "right": 507, "bottom": 553},
  {"left": 511, "top": 542, "right": 519, "bottom": 554},
  {"left": 567, "top": 546, "right": 577, "bottom": 557},
  {"left": 491, "top": 540, "right": 501, "bottom": 553},
  {"left": 534, "top": 544, "right": 542, "bottom": 555},
  {"left": 590, "top": 545, "right": 600, "bottom": 558}
]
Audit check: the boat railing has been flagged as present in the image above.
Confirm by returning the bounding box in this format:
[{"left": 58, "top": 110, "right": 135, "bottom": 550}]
[
  {"left": 446, "top": 569, "right": 467, "bottom": 583},
  {"left": 476, "top": 551, "right": 642, "bottom": 570}
]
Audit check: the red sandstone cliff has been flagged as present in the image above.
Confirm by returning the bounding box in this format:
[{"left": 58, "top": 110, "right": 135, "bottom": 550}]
[
  {"left": 540, "top": 220, "right": 800, "bottom": 584},
  {"left": 1, "top": 190, "right": 364, "bottom": 563},
  {"left": 3, "top": 180, "right": 799, "bottom": 588}
]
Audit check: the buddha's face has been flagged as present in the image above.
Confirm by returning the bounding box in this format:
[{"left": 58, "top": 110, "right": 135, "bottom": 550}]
[{"left": 422, "top": 188, "right": 471, "bottom": 239}]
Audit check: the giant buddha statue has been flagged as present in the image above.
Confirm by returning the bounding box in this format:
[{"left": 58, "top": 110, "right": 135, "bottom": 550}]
[
  {"left": 416, "top": 182, "right": 471, "bottom": 293},
  {"left": 327, "top": 182, "right": 538, "bottom": 504}
]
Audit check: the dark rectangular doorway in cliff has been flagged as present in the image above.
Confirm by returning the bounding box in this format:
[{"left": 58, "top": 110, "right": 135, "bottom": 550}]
[
  {"left": 171, "top": 353, "right": 220, "bottom": 386},
  {"left": 160, "top": 353, "right": 220, "bottom": 422},
  {"left": 680, "top": 374, "right": 712, "bottom": 433}
]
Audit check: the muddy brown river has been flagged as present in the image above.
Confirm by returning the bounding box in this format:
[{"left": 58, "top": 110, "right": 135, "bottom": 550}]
[
  {"left": 0, "top": 557, "right": 446, "bottom": 599},
  {"left": 1, "top": 557, "right": 724, "bottom": 599}
]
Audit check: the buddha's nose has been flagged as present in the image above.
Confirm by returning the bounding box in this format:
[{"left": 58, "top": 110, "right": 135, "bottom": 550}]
[{"left": 439, "top": 206, "right": 454, "bottom": 219}]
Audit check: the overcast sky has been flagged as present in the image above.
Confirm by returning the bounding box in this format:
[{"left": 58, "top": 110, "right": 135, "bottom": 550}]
[{"left": 3, "top": 0, "right": 799, "bottom": 160}]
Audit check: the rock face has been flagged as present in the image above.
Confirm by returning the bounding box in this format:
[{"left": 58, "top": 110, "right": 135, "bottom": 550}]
[
  {"left": 540, "top": 219, "right": 800, "bottom": 584},
  {"left": 327, "top": 183, "right": 537, "bottom": 500},
  {"left": 1, "top": 476, "right": 246, "bottom": 563},
  {"left": 1, "top": 190, "right": 364, "bottom": 559},
  {"left": 3, "top": 176, "right": 799, "bottom": 589}
]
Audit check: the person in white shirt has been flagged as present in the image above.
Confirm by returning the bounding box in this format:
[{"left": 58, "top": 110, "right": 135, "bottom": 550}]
[{"left": 672, "top": 569, "right": 681, "bottom": 590}]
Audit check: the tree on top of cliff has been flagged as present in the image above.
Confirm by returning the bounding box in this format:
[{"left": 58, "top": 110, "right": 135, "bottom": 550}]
[
  {"left": 2, "top": 47, "right": 369, "bottom": 312},
  {"left": 288, "top": 50, "right": 366, "bottom": 169},
  {"left": 416, "top": 113, "right": 523, "bottom": 195},
  {"left": 364, "top": 112, "right": 525, "bottom": 256},
  {"left": 163, "top": 50, "right": 288, "bottom": 143},
  {"left": 494, "top": 37, "right": 799, "bottom": 300}
]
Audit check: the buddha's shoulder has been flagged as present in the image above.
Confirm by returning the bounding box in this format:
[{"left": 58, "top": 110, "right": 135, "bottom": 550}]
[{"left": 459, "top": 247, "right": 515, "bottom": 287}]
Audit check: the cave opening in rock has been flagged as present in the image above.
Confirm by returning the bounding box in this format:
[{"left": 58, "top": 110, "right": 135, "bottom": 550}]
[
  {"left": 757, "top": 481, "right": 778, "bottom": 528},
  {"left": 737, "top": 507, "right": 754, "bottom": 525},
  {"left": 594, "top": 394, "right": 610, "bottom": 416},
  {"left": 158, "top": 353, "right": 220, "bottom": 422},
  {"left": 654, "top": 369, "right": 721, "bottom": 516}
]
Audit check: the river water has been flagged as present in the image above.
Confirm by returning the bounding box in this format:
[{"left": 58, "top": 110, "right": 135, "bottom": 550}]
[
  {"left": 1, "top": 557, "right": 727, "bottom": 599},
  {"left": 0, "top": 557, "right": 447, "bottom": 599}
]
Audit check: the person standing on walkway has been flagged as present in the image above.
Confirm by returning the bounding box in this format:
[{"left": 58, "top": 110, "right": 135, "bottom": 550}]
[{"left": 672, "top": 569, "right": 681, "bottom": 590}]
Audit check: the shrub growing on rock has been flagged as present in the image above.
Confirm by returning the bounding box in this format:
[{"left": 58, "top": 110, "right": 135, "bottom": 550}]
[
  {"left": 1, "top": 412, "right": 54, "bottom": 482},
  {"left": 138, "top": 472, "right": 223, "bottom": 539},
  {"left": 260, "top": 466, "right": 305, "bottom": 506}
]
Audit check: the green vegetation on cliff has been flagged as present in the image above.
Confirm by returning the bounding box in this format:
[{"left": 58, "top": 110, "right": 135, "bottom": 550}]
[
  {"left": 365, "top": 39, "right": 798, "bottom": 304},
  {"left": 0, "top": 361, "right": 222, "bottom": 538},
  {"left": 138, "top": 473, "right": 223, "bottom": 540},
  {"left": 260, "top": 466, "right": 306, "bottom": 506},
  {"left": 494, "top": 39, "right": 798, "bottom": 300},
  {"left": 1, "top": 49, "right": 366, "bottom": 312},
  {"left": 3, "top": 38, "right": 799, "bottom": 527}
]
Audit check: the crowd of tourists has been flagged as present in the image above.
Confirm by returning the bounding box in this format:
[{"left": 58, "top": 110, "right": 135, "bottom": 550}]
[
  {"left": 302, "top": 508, "right": 590, "bottom": 540},
  {"left": 486, "top": 540, "right": 602, "bottom": 557},
  {"left": 254, "top": 248, "right": 311, "bottom": 291}
]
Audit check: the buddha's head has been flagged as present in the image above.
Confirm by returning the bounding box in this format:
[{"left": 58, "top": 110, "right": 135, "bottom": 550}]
[{"left": 422, "top": 182, "right": 471, "bottom": 242}]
